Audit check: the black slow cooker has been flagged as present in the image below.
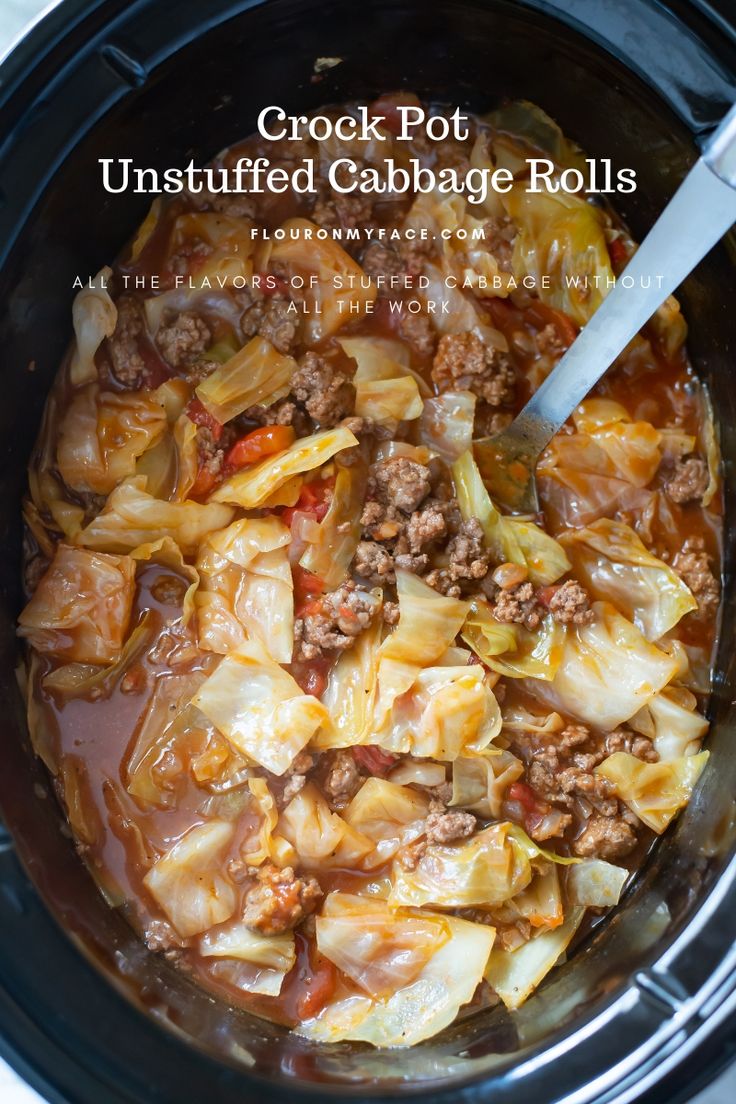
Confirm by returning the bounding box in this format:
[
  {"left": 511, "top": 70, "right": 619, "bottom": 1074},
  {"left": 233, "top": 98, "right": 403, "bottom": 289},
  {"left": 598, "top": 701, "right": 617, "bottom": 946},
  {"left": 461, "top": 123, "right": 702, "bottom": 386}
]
[{"left": 0, "top": 1, "right": 735, "bottom": 1102}]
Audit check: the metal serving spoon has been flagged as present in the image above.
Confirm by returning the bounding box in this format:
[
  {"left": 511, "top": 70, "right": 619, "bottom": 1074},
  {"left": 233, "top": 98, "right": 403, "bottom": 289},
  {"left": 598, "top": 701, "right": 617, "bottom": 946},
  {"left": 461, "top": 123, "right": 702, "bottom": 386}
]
[{"left": 476, "top": 103, "right": 736, "bottom": 514}]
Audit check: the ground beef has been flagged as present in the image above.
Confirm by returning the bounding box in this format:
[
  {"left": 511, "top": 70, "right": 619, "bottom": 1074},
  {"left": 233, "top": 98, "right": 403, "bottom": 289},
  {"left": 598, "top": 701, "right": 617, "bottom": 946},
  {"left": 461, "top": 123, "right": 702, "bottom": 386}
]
[
  {"left": 192, "top": 187, "right": 256, "bottom": 219},
  {"left": 290, "top": 351, "right": 355, "bottom": 427},
  {"left": 432, "top": 331, "right": 515, "bottom": 406},
  {"left": 243, "top": 398, "right": 312, "bottom": 436},
  {"left": 425, "top": 810, "right": 476, "bottom": 845},
  {"left": 361, "top": 237, "right": 431, "bottom": 286},
  {"left": 360, "top": 499, "right": 405, "bottom": 541},
  {"left": 665, "top": 456, "right": 709, "bottom": 504},
  {"left": 241, "top": 297, "right": 298, "bottom": 354},
  {"left": 527, "top": 759, "right": 617, "bottom": 817},
  {"left": 324, "top": 750, "right": 363, "bottom": 807},
  {"left": 547, "top": 580, "right": 594, "bottom": 625},
  {"left": 156, "top": 311, "right": 211, "bottom": 368},
  {"left": 280, "top": 750, "right": 316, "bottom": 804},
  {"left": 195, "top": 425, "right": 226, "bottom": 486},
  {"left": 144, "top": 918, "right": 186, "bottom": 954},
  {"left": 605, "top": 728, "right": 659, "bottom": 762},
  {"left": 482, "top": 215, "right": 516, "bottom": 273},
  {"left": 294, "top": 582, "right": 378, "bottom": 660},
  {"left": 312, "top": 162, "right": 374, "bottom": 232},
  {"left": 242, "top": 863, "right": 322, "bottom": 935},
  {"left": 107, "top": 295, "right": 146, "bottom": 387},
  {"left": 382, "top": 600, "right": 400, "bottom": 625},
  {"left": 370, "top": 456, "right": 432, "bottom": 513},
  {"left": 673, "top": 536, "right": 719, "bottom": 613},
  {"left": 491, "top": 581, "right": 541, "bottom": 631},
  {"left": 572, "top": 815, "right": 637, "bottom": 860},
  {"left": 353, "top": 540, "right": 396, "bottom": 586},
  {"left": 535, "top": 323, "right": 566, "bottom": 358},
  {"left": 446, "top": 517, "right": 491, "bottom": 581},
  {"left": 398, "top": 310, "right": 436, "bottom": 358}
]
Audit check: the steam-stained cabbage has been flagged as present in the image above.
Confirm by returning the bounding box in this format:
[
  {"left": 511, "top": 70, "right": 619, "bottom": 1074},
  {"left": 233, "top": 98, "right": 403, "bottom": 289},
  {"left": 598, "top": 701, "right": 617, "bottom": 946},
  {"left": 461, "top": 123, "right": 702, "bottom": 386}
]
[
  {"left": 317, "top": 892, "right": 448, "bottom": 999},
  {"left": 316, "top": 618, "right": 382, "bottom": 749},
  {"left": 18, "top": 544, "right": 135, "bottom": 664},
  {"left": 389, "top": 822, "right": 532, "bottom": 909},
  {"left": 131, "top": 536, "right": 199, "bottom": 623},
  {"left": 596, "top": 750, "right": 709, "bottom": 833},
  {"left": 560, "top": 519, "right": 696, "bottom": 640},
  {"left": 450, "top": 751, "right": 524, "bottom": 817},
  {"left": 57, "top": 385, "right": 167, "bottom": 495},
  {"left": 196, "top": 516, "right": 293, "bottom": 662},
  {"left": 418, "top": 391, "right": 476, "bottom": 461},
  {"left": 192, "top": 641, "right": 327, "bottom": 775},
  {"left": 339, "top": 336, "right": 423, "bottom": 431},
  {"left": 572, "top": 400, "right": 662, "bottom": 488},
  {"left": 462, "top": 599, "right": 565, "bottom": 681},
  {"left": 210, "top": 425, "right": 358, "bottom": 509},
  {"left": 504, "top": 185, "right": 613, "bottom": 325},
  {"left": 629, "top": 685, "right": 708, "bottom": 760},
  {"left": 70, "top": 267, "right": 117, "bottom": 386},
  {"left": 485, "top": 906, "right": 584, "bottom": 1010},
  {"left": 299, "top": 460, "right": 367, "bottom": 589},
  {"left": 200, "top": 922, "right": 296, "bottom": 997},
  {"left": 533, "top": 602, "right": 679, "bottom": 729},
  {"left": 143, "top": 821, "right": 236, "bottom": 938},
  {"left": 370, "top": 662, "right": 502, "bottom": 761},
  {"left": 452, "top": 451, "right": 570, "bottom": 585},
  {"left": 300, "top": 908, "right": 494, "bottom": 1047},
  {"left": 279, "top": 783, "right": 374, "bottom": 869},
  {"left": 241, "top": 777, "right": 296, "bottom": 867},
  {"left": 372, "top": 570, "right": 468, "bottom": 727},
  {"left": 566, "top": 859, "right": 628, "bottom": 908},
  {"left": 195, "top": 336, "right": 295, "bottom": 424},
  {"left": 271, "top": 219, "right": 377, "bottom": 342},
  {"left": 75, "top": 475, "right": 234, "bottom": 555},
  {"left": 344, "top": 779, "right": 429, "bottom": 867}
]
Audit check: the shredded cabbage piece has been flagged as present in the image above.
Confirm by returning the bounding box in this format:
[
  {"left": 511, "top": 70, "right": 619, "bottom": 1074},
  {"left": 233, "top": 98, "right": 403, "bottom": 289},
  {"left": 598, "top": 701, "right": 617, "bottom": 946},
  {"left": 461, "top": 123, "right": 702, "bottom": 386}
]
[
  {"left": 299, "top": 459, "right": 367, "bottom": 588},
  {"left": 131, "top": 536, "right": 199, "bottom": 623},
  {"left": 344, "top": 779, "right": 429, "bottom": 868},
  {"left": 241, "top": 777, "right": 296, "bottom": 867},
  {"left": 316, "top": 618, "right": 383, "bottom": 749},
  {"left": 195, "top": 336, "right": 296, "bottom": 424},
  {"left": 566, "top": 859, "right": 628, "bottom": 908},
  {"left": 629, "top": 685, "right": 708, "bottom": 760},
  {"left": 19, "top": 544, "right": 136, "bottom": 664},
  {"left": 279, "top": 783, "right": 374, "bottom": 869},
  {"left": 200, "top": 923, "right": 296, "bottom": 997},
  {"left": 418, "top": 390, "right": 476, "bottom": 461},
  {"left": 210, "top": 425, "right": 357, "bottom": 509},
  {"left": 572, "top": 400, "right": 662, "bottom": 488},
  {"left": 596, "top": 750, "right": 709, "bottom": 832},
  {"left": 462, "top": 599, "right": 565, "bottom": 681},
  {"left": 339, "top": 336, "right": 423, "bottom": 431},
  {"left": 485, "top": 906, "right": 585, "bottom": 1010},
  {"left": 42, "top": 611, "right": 155, "bottom": 699},
  {"left": 143, "top": 821, "right": 237, "bottom": 938},
  {"left": 69, "top": 267, "right": 117, "bottom": 386},
  {"left": 450, "top": 750, "right": 524, "bottom": 817}
]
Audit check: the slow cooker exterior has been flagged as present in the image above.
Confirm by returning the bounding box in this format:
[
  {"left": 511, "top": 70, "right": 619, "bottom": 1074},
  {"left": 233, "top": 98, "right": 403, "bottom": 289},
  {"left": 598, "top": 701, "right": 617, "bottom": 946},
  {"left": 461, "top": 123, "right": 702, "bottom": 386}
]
[{"left": 0, "top": 2, "right": 735, "bottom": 1102}]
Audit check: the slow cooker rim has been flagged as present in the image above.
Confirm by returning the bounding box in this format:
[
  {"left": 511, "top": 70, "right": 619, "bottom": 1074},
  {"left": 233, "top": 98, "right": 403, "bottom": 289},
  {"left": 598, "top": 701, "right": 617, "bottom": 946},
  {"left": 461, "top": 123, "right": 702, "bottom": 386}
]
[{"left": 0, "top": 1, "right": 735, "bottom": 1102}]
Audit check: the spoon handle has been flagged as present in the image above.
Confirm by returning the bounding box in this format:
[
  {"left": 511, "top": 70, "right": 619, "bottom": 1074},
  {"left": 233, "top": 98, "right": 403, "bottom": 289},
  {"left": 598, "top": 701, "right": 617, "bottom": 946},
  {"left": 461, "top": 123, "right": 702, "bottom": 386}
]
[{"left": 511, "top": 109, "right": 736, "bottom": 451}]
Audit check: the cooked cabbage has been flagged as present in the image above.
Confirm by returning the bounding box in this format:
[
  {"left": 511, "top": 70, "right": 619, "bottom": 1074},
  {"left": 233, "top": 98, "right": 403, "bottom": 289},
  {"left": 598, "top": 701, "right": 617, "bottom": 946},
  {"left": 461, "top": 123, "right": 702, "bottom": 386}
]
[
  {"left": 560, "top": 519, "right": 696, "bottom": 640},
  {"left": 241, "top": 777, "right": 296, "bottom": 867},
  {"left": 210, "top": 425, "right": 358, "bottom": 509},
  {"left": 389, "top": 822, "right": 532, "bottom": 909},
  {"left": 344, "top": 778, "right": 429, "bottom": 867},
  {"left": 418, "top": 391, "right": 476, "bottom": 461},
  {"left": 42, "top": 611, "right": 155, "bottom": 699},
  {"left": 75, "top": 475, "right": 235, "bottom": 555},
  {"left": 18, "top": 544, "right": 135, "bottom": 664},
  {"left": 507, "top": 864, "right": 563, "bottom": 931},
  {"left": 572, "top": 400, "right": 662, "bottom": 488},
  {"left": 57, "top": 385, "right": 167, "bottom": 495},
  {"left": 69, "top": 267, "right": 117, "bottom": 386},
  {"left": 195, "top": 336, "right": 295, "bottom": 424},
  {"left": 271, "top": 219, "right": 377, "bottom": 342},
  {"left": 452, "top": 451, "right": 570, "bottom": 585},
  {"left": 299, "top": 459, "right": 367, "bottom": 589},
  {"left": 629, "top": 685, "right": 708, "bottom": 760},
  {"left": 315, "top": 617, "right": 383, "bottom": 749},
  {"left": 278, "top": 783, "right": 374, "bottom": 869},
  {"left": 532, "top": 602, "right": 679, "bottom": 729},
  {"left": 196, "top": 516, "right": 293, "bottom": 662},
  {"left": 596, "top": 750, "right": 709, "bottom": 833},
  {"left": 200, "top": 923, "right": 296, "bottom": 996},
  {"left": 192, "top": 641, "right": 328, "bottom": 775},
  {"left": 339, "top": 336, "right": 423, "bottom": 432},
  {"left": 143, "top": 821, "right": 237, "bottom": 938},
  {"left": 504, "top": 185, "right": 613, "bottom": 325},
  {"left": 462, "top": 599, "right": 565, "bottom": 681},
  {"left": 300, "top": 907, "right": 494, "bottom": 1046},
  {"left": 450, "top": 750, "right": 524, "bottom": 817},
  {"left": 131, "top": 536, "right": 199, "bottom": 623},
  {"left": 485, "top": 906, "right": 585, "bottom": 1010},
  {"left": 566, "top": 859, "right": 628, "bottom": 908}
]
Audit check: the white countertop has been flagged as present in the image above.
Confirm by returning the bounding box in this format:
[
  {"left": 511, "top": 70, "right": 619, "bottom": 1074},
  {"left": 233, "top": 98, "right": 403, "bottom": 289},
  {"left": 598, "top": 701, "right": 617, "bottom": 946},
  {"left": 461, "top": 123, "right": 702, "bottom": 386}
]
[{"left": 0, "top": 1, "right": 733, "bottom": 1101}]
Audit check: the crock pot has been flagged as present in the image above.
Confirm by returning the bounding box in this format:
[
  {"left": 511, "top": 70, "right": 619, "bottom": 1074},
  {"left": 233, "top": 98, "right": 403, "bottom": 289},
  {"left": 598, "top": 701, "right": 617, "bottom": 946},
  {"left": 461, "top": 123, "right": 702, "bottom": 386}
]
[{"left": 0, "top": 1, "right": 735, "bottom": 1101}]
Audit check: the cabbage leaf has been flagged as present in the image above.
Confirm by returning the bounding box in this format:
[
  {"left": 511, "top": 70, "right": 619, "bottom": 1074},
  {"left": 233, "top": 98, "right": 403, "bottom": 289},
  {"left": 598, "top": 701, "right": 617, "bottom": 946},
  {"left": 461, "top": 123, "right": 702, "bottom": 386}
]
[
  {"left": 195, "top": 336, "right": 295, "bottom": 424},
  {"left": 200, "top": 923, "right": 295, "bottom": 996},
  {"left": 70, "top": 267, "right": 117, "bottom": 386},
  {"left": 596, "top": 750, "right": 709, "bottom": 832},
  {"left": 485, "top": 906, "right": 584, "bottom": 1010},
  {"left": 278, "top": 783, "right": 374, "bottom": 869},
  {"left": 462, "top": 599, "right": 565, "bottom": 681},
  {"left": 143, "top": 820, "right": 236, "bottom": 938}
]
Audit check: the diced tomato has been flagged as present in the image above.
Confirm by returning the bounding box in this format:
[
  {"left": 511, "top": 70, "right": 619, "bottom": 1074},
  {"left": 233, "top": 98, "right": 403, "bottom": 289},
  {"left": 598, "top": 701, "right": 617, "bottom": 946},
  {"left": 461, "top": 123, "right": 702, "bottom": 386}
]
[
  {"left": 526, "top": 302, "right": 578, "bottom": 348},
  {"left": 298, "top": 658, "right": 332, "bottom": 698},
  {"left": 608, "top": 237, "right": 629, "bottom": 269},
  {"left": 536, "top": 585, "right": 560, "bottom": 610},
  {"left": 281, "top": 478, "right": 334, "bottom": 528},
  {"left": 188, "top": 466, "right": 219, "bottom": 499},
  {"left": 353, "top": 745, "right": 398, "bottom": 777},
  {"left": 185, "top": 398, "right": 223, "bottom": 442},
  {"left": 295, "top": 949, "right": 337, "bottom": 1020},
  {"left": 225, "top": 425, "right": 295, "bottom": 470},
  {"left": 508, "top": 781, "right": 544, "bottom": 813},
  {"left": 292, "top": 565, "right": 325, "bottom": 612},
  {"left": 368, "top": 91, "right": 422, "bottom": 136}
]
